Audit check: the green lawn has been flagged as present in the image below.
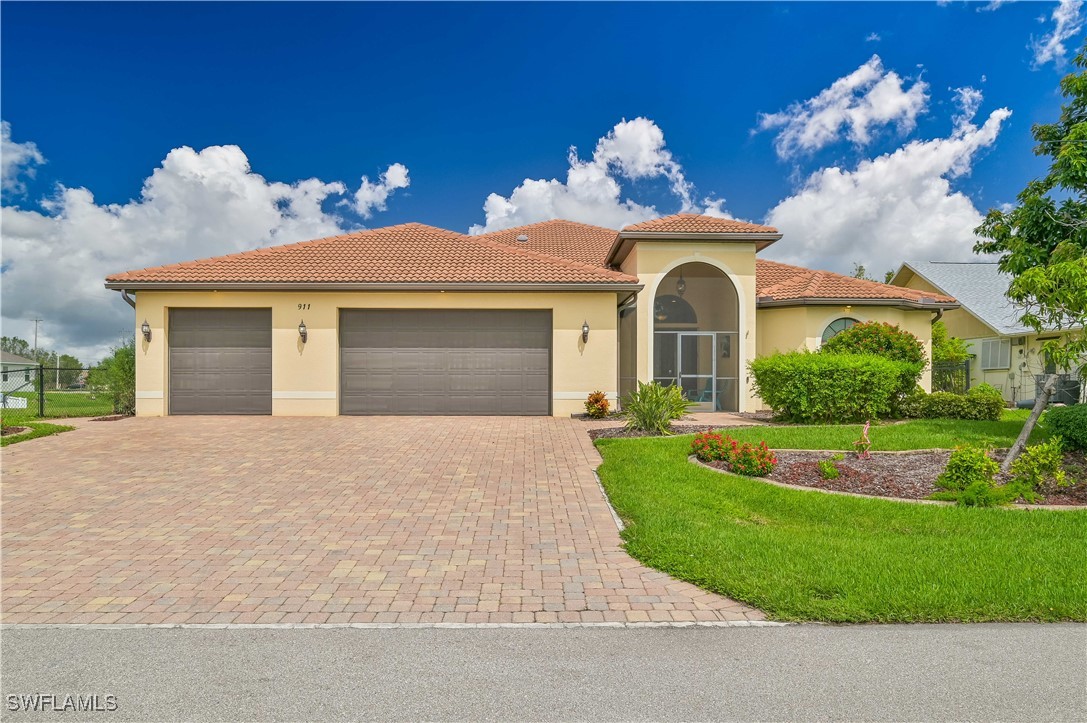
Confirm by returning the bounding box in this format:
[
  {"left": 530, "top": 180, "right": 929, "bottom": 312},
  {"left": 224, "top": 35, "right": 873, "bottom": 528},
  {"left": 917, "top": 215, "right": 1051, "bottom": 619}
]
[
  {"left": 595, "top": 414, "right": 1086, "bottom": 622},
  {"left": 1, "top": 390, "right": 113, "bottom": 422},
  {"left": 714, "top": 410, "right": 1045, "bottom": 451},
  {"left": 0, "top": 421, "right": 75, "bottom": 447}
]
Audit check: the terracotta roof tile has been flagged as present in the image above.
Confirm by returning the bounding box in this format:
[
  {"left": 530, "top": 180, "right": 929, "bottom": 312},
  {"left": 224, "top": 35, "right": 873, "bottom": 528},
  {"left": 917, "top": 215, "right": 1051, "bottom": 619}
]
[
  {"left": 477, "top": 219, "right": 617, "bottom": 266},
  {"left": 755, "top": 259, "right": 956, "bottom": 304},
  {"left": 107, "top": 222, "right": 638, "bottom": 286},
  {"left": 623, "top": 213, "right": 778, "bottom": 235}
]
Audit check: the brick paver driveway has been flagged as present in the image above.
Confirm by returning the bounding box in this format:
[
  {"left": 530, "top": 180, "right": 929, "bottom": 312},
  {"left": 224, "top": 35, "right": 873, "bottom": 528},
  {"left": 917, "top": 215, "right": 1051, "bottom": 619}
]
[{"left": 2, "top": 417, "right": 761, "bottom": 625}]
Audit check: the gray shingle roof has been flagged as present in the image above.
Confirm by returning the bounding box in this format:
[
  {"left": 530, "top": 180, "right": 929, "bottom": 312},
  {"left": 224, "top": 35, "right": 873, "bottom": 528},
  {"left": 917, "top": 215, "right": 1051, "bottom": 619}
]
[
  {"left": 899, "top": 261, "right": 1031, "bottom": 335},
  {"left": 1, "top": 350, "right": 37, "bottom": 365}
]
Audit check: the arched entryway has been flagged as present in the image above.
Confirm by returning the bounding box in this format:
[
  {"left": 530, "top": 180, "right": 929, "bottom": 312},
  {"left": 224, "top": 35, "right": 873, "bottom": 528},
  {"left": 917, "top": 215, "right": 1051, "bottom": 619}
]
[{"left": 653, "top": 262, "right": 740, "bottom": 411}]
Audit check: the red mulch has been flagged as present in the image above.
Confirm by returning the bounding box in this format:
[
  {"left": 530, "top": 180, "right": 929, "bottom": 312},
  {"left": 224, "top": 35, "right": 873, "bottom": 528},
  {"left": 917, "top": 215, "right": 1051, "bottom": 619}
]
[{"left": 709, "top": 449, "right": 1086, "bottom": 506}]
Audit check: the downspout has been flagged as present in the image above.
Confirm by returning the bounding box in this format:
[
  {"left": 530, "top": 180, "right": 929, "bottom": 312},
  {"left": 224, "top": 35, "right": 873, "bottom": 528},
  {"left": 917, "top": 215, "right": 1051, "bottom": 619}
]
[
  {"left": 931, "top": 307, "right": 944, "bottom": 324},
  {"left": 121, "top": 289, "right": 136, "bottom": 309}
]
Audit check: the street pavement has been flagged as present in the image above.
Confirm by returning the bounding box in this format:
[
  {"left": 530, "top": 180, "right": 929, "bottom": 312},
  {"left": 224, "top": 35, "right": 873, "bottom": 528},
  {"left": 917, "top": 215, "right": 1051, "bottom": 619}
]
[{"left": 2, "top": 623, "right": 1084, "bottom": 721}]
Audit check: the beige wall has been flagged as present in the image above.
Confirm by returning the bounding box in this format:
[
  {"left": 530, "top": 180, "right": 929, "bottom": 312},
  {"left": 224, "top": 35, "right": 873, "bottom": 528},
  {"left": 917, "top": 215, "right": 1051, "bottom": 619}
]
[
  {"left": 897, "top": 270, "right": 996, "bottom": 340},
  {"left": 753, "top": 304, "right": 936, "bottom": 396},
  {"left": 133, "top": 290, "right": 620, "bottom": 417},
  {"left": 620, "top": 241, "right": 759, "bottom": 411},
  {"left": 962, "top": 331, "right": 1083, "bottom": 403}
]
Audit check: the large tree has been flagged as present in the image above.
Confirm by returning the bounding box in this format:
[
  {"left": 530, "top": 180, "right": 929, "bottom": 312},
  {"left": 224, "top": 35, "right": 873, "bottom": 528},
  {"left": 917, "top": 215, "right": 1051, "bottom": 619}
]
[{"left": 974, "top": 43, "right": 1087, "bottom": 470}]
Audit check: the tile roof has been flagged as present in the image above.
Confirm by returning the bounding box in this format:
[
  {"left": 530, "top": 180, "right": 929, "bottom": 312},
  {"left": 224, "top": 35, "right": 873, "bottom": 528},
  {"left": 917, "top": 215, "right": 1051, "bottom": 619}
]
[
  {"left": 106, "top": 223, "right": 638, "bottom": 286},
  {"left": 477, "top": 219, "right": 617, "bottom": 266},
  {"left": 896, "top": 262, "right": 1030, "bottom": 334},
  {"left": 756, "top": 259, "right": 957, "bottom": 306},
  {"left": 622, "top": 213, "right": 778, "bottom": 235}
]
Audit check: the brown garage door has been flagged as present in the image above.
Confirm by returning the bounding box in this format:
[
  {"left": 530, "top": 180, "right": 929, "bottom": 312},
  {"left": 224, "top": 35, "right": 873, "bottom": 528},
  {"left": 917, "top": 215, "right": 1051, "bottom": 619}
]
[
  {"left": 169, "top": 308, "right": 272, "bottom": 415},
  {"left": 340, "top": 309, "right": 551, "bottom": 415}
]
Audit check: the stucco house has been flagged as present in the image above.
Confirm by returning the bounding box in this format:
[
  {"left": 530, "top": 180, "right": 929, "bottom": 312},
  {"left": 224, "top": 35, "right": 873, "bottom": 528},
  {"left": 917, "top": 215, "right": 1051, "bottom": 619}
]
[
  {"left": 1, "top": 350, "right": 37, "bottom": 409},
  {"left": 892, "top": 261, "right": 1084, "bottom": 405},
  {"left": 105, "top": 214, "right": 958, "bottom": 417}
]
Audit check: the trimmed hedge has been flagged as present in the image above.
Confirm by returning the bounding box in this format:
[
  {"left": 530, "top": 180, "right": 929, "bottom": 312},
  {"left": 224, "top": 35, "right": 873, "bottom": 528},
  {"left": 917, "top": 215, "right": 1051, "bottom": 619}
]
[
  {"left": 899, "top": 384, "right": 1006, "bottom": 421},
  {"left": 1045, "top": 404, "right": 1087, "bottom": 450},
  {"left": 820, "top": 321, "right": 926, "bottom": 367},
  {"left": 750, "top": 352, "right": 915, "bottom": 423}
]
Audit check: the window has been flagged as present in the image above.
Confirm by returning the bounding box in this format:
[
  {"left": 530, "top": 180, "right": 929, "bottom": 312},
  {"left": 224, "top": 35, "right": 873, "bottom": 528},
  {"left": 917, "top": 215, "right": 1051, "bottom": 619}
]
[
  {"left": 821, "top": 317, "right": 859, "bottom": 344},
  {"left": 980, "top": 338, "right": 1011, "bottom": 370},
  {"left": 2, "top": 370, "right": 7, "bottom": 383}
]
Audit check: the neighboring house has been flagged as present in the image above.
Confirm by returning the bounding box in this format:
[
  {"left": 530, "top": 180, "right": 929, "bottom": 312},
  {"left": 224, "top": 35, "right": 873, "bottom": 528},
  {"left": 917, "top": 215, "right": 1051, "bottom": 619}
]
[
  {"left": 891, "top": 261, "right": 1084, "bottom": 404},
  {"left": 1, "top": 350, "right": 38, "bottom": 408},
  {"left": 105, "top": 214, "right": 958, "bottom": 417}
]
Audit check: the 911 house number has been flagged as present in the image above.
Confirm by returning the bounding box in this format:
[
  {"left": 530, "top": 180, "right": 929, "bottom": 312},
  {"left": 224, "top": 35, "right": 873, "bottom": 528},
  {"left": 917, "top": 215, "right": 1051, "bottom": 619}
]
[{"left": 297, "top": 303, "right": 311, "bottom": 310}]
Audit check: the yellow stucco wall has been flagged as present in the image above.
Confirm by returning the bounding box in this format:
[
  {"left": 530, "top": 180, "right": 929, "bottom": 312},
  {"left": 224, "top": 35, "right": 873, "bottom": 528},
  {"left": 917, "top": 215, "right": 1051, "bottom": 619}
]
[
  {"left": 896, "top": 270, "right": 996, "bottom": 339},
  {"left": 619, "top": 241, "right": 759, "bottom": 411},
  {"left": 133, "top": 290, "right": 620, "bottom": 417},
  {"left": 962, "top": 331, "right": 1083, "bottom": 403}
]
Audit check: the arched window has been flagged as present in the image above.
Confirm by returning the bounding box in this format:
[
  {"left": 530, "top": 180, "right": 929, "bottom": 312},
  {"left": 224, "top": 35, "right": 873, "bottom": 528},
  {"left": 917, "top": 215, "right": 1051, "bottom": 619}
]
[
  {"left": 822, "top": 317, "right": 859, "bottom": 344},
  {"left": 653, "top": 295, "right": 697, "bottom": 325}
]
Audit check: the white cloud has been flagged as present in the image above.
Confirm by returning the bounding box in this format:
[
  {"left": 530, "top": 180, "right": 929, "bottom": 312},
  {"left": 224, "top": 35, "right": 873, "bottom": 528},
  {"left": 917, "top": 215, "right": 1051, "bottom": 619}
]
[
  {"left": 763, "top": 99, "right": 1011, "bottom": 277},
  {"left": 865, "top": 32, "right": 881, "bottom": 42},
  {"left": 1032, "top": 0, "right": 1084, "bottom": 67},
  {"left": 952, "top": 86, "right": 984, "bottom": 125},
  {"left": 1, "top": 137, "right": 408, "bottom": 362},
  {"left": 1, "top": 121, "right": 45, "bottom": 194},
  {"left": 352, "top": 162, "right": 410, "bottom": 218},
  {"left": 756, "top": 55, "right": 929, "bottom": 160},
  {"left": 469, "top": 117, "right": 713, "bottom": 234}
]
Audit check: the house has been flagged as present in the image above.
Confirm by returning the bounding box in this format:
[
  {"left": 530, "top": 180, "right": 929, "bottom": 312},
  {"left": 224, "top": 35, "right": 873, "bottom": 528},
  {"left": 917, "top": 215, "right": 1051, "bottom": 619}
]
[
  {"left": 1, "top": 350, "right": 38, "bottom": 407},
  {"left": 105, "top": 214, "right": 958, "bottom": 417},
  {"left": 891, "top": 261, "right": 1084, "bottom": 404}
]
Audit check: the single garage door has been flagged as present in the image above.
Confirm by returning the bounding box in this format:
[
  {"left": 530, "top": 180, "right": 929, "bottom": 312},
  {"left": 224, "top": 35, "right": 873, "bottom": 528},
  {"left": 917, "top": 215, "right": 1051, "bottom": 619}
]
[
  {"left": 340, "top": 309, "right": 551, "bottom": 415},
  {"left": 169, "top": 308, "right": 272, "bottom": 415}
]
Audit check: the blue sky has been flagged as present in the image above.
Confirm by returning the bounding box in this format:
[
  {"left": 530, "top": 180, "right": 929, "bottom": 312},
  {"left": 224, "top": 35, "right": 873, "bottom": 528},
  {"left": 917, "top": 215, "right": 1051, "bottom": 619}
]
[{"left": 1, "top": 1, "right": 1082, "bottom": 359}]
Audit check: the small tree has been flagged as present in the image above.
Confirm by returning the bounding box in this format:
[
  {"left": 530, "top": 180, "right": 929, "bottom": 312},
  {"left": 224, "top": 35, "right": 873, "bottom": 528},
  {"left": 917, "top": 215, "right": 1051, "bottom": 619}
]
[
  {"left": 974, "top": 42, "right": 1087, "bottom": 471},
  {"left": 931, "top": 320, "right": 969, "bottom": 365},
  {"left": 88, "top": 339, "right": 136, "bottom": 415}
]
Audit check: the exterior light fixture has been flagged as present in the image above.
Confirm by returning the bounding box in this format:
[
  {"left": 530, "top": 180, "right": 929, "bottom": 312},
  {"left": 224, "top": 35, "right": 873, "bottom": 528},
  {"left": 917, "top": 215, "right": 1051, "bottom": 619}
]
[
  {"left": 298, "top": 320, "right": 308, "bottom": 343},
  {"left": 581, "top": 320, "right": 590, "bottom": 343},
  {"left": 843, "top": 305, "right": 853, "bottom": 313},
  {"left": 140, "top": 320, "right": 152, "bottom": 342},
  {"left": 676, "top": 273, "right": 686, "bottom": 297}
]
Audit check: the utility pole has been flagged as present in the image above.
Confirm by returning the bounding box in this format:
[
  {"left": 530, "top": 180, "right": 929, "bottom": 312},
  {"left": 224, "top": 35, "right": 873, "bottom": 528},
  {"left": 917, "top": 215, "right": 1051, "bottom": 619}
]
[{"left": 32, "top": 318, "right": 42, "bottom": 357}]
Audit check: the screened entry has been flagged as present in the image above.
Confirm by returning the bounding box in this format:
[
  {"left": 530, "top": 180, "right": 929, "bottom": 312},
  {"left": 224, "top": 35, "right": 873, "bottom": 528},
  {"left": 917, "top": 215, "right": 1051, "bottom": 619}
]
[{"left": 652, "top": 263, "right": 740, "bottom": 412}]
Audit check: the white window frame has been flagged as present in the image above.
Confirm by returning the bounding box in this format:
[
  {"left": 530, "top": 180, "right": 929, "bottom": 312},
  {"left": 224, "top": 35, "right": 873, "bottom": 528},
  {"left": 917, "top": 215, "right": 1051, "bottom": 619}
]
[{"left": 980, "top": 338, "right": 1011, "bottom": 371}]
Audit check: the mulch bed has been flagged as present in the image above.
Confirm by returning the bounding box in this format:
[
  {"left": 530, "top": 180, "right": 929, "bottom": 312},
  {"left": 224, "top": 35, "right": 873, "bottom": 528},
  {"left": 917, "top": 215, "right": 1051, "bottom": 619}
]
[
  {"left": 1, "top": 425, "right": 29, "bottom": 437},
  {"left": 90, "top": 415, "right": 129, "bottom": 422},
  {"left": 706, "top": 449, "right": 1087, "bottom": 507},
  {"left": 589, "top": 425, "right": 729, "bottom": 440}
]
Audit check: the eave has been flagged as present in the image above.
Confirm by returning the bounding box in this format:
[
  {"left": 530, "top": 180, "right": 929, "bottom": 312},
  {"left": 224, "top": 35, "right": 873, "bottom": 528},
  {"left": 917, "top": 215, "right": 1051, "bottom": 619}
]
[
  {"left": 605, "top": 231, "right": 782, "bottom": 267},
  {"left": 105, "top": 281, "right": 645, "bottom": 293},
  {"left": 755, "top": 296, "right": 961, "bottom": 312}
]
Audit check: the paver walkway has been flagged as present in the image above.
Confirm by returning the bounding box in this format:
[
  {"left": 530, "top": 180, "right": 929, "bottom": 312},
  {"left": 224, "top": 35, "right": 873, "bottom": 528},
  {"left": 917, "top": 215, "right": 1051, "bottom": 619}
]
[{"left": 2, "top": 417, "right": 762, "bottom": 624}]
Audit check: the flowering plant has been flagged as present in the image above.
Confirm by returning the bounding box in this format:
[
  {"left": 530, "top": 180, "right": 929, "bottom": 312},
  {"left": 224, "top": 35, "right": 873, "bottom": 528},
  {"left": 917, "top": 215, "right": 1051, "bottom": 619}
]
[{"left": 691, "top": 433, "right": 777, "bottom": 477}]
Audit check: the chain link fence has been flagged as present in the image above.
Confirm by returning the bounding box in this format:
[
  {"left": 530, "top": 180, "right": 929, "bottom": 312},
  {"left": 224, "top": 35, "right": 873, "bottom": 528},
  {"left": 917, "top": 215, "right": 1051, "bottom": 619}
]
[{"left": 0, "top": 365, "right": 114, "bottom": 421}]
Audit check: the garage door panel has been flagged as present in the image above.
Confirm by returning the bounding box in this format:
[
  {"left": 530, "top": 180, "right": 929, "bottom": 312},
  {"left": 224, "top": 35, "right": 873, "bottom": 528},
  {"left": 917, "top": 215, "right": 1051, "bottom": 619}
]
[
  {"left": 340, "top": 309, "right": 551, "bottom": 415},
  {"left": 169, "top": 309, "right": 271, "bottom": 415}
]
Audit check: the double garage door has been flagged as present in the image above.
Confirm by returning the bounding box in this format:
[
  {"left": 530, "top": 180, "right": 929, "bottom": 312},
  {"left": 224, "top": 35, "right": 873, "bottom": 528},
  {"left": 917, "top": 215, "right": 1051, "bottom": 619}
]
[{"left": 167, "top": 308, "right": 551, "bottom": 416}]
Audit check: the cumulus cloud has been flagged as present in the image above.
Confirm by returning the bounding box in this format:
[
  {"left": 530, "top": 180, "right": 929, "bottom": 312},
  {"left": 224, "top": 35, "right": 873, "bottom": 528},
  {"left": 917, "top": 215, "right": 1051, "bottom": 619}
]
[
  {"left": 756, "top": 55, "right": 929, "bottom": 160},
  {"left": 469, "top": 117, "right": 711, "bottom": 233},
  {"left": 1032, "top": 0, "right": 1084, "bottom": 67},
  {"left": 352, "top": 162, "right": 410, "bottom": 218},
  {"left": 763, "top": 98, "right": 1011, "bottom": 277},
  {"left": 1, "top": 121, "right": 45, "bottom": 194},
  {"left": 1, "top": 135, "right": 407, "bottom": 361}
]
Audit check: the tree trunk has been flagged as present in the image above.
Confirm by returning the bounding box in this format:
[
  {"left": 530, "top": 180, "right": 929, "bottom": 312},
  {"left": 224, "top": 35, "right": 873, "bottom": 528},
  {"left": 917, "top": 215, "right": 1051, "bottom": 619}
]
[{"left": 1002, "top": 374, "right": 1058, "bottom": 473}]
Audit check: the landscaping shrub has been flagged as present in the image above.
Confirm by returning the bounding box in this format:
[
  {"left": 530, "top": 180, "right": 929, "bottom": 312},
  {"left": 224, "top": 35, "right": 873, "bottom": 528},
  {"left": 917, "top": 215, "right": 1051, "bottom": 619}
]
[
  {"left": 818, "top": 454, "right": 844, "bottom": 480},
  {"left": 1045, "top": 404, "right": 1087, "bottom": 451},
  {"left": 1010, "top": 437, "right": 1068, "bottom": 492},
  {"left": 691, "top": 431, "right": 728, "bottom": 462},
  {"left": 936, "top": 446, "right": 999, "bottom": 491},
  {"left": 898, "top": 383, "right": 1005, "bottom": 422},
  {"left": 690, "top": 433, "right": 777, "bottom": 477},
  {"left": 749, "top": 352, "right": 915, "bottom": 423},
  {"left": 584, "top": 390, "right": 610, "bottom": 419},
  {"left": 622, "top": 381, "right": 693, "bottom": 435},
  {"left": 87, "top": 338, "right": 135, "bottom": 416},
  {"left": 820, "top": 321, "right": 926, "bottom": 366}
]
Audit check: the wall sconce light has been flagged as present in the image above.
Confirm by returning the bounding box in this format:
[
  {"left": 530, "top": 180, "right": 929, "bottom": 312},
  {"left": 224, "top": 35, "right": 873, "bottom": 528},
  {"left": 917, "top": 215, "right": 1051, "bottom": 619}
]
[
  {"left": 676, "top": 273, "right": 686, "bottom": 297},
  {"left": 843, "top": 305, "right": 853, "bottom": 313},
  {"left": 298, "top": 319, "right": 308, "bottom": 343},
  {"left": 581, "top": 320, "right": 590, "bottom": 343},
  {"left": 141, "top": 320, "right": 152, "bottom": 342}
]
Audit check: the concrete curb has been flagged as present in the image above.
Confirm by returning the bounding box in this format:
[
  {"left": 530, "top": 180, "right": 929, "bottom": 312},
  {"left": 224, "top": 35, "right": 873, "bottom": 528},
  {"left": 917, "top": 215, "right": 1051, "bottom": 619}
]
[
  {"left": 1, "top": 621, "right": 788, "bottom": 630},
  {"left": 592, "top": 468, "right": 625, "bottom": 531}
]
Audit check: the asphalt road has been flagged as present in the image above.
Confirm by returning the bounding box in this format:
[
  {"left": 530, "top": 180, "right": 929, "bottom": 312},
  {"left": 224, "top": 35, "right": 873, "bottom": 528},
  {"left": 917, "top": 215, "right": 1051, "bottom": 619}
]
[{"left": 2, "top": 624, "right": 1084, "bottom": 722}]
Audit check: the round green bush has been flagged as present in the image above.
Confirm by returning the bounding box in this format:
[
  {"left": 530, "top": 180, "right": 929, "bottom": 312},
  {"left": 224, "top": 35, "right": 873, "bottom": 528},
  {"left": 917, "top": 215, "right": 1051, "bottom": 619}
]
[
  {"left": 1044, "top": 404, "right": 1087, "bottom": 451},
  {"left": 820, "top": 321, "right": 926, "bottom": 366}
]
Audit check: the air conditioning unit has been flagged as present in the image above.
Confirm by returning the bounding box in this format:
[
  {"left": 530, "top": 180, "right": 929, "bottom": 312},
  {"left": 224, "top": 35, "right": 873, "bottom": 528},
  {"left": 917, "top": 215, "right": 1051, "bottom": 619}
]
[{"left": 1011, "top": 336, "right": 1026, "bottom": 346}]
